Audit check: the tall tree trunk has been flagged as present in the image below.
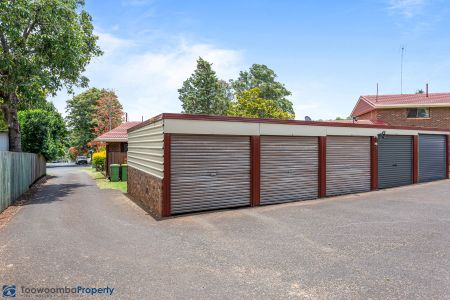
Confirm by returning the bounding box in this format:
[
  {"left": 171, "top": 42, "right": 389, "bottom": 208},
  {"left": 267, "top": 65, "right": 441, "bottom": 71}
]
[{"left": 7, "top": 92, "right": 22, "bottom": 152}]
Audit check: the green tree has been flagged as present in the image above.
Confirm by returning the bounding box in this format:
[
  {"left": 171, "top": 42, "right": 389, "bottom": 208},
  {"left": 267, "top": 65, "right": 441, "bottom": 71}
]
[
  {"left": 0, "top": 116, "right": 6, "bottom": 131},
  {"left": 92, "top": 92, "right": 124, "bottom": 137},
  {"left": 66, "top": 88, "right": 123, "bottom": 153},
  {"left": 66, "top": 88, "right": 120, "bottom": 152},
  {"left": 17, "top": 94, "right": 55, "bottom": 111},
  {"left": 18, "top": 109, "right": 68, "bottom": 160},
  {"left": 416, "top": 89, "right": 424, "bottom": 94},
  {"left": 335, "top": 116, "right": 352, "bottom": 120},
  {"left": 0, "top": 0, "right": 102, "bottom": 152},
  {"left": 0, "top": 98, "right": 7, "bottom": 131},
  {"left": 231, "top": 64, "right": 295, "bottom": 118},
  {"left": 227, "top": 88, "right": 294, "bottom": 120},
  {"left": 178, "top": 57, "right": 230, "bottom": 115}
]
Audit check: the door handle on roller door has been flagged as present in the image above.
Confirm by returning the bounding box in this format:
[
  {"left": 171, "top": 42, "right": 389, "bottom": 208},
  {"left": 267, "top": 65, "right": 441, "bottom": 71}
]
[
  {"left": 209, "top": 172, "right": 217, "bottom": 176},
  {"left": 392, "top": 163, "right": 397, "bottom": 167}
]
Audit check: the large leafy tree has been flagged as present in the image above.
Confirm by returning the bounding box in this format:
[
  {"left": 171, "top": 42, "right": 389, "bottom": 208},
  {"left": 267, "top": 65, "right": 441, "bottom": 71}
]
[
  {"left": 178, "top": 57, "right": 230, "bottom": 115},
  {"left": 0, "top": 0, "right": 102, "bottom": 151},
  {"left": 17, "top": 93, "right": 53, "bottom": 111},
  {"left": 18, "top": 109, "right": 67, "bottom": 160},
  {"left": 66, "top": 88, "right": 122, "bottom": 152},
  {"left": 227, "top": 88, "right": 294, "bottom": 120},
  {"left": 92, "top": 92, "right": 124, "bottom": 137},
  {"left": 231, "top": 64, "right": 295, "bottom": 118},
  {"left": 66, "top": 88, "right": 104, "bottom": 153}
]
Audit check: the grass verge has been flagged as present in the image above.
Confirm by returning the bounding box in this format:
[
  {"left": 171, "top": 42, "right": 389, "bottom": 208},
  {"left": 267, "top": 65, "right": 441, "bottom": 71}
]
[{"left": 81, "top": 168, "right": 127, "bottom": 193}]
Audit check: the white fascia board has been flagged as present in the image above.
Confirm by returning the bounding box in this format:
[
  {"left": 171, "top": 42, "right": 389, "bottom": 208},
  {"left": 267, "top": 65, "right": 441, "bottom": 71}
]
[
  {"left": 163, "top": 119, "right": 259, "bottom": 135},
  {"left": 162, "top": 118, "right": 449, "bottom": 137}
]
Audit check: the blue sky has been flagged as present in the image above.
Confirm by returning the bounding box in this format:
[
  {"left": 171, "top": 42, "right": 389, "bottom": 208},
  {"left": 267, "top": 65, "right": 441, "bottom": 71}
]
[{"left": 52, "top": 0, "right": 450, "bottom": 121}]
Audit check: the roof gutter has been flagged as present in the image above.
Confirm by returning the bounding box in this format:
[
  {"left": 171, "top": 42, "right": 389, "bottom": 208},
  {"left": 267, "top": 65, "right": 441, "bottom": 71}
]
[
  {"left": 94, "top": 138, "right": 128, "bottom": 143},
  {"left": 372, "top": 103, "right": 450, "bottom": 109}
]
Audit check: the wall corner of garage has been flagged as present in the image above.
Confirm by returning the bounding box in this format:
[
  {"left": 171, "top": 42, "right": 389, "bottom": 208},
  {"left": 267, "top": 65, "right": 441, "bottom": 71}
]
[
  {"left": 162, "top": 132, "right": 171, "bottom": 217},
  {"left": 127, "top": 119, "right": 165, "bottom": 219}
]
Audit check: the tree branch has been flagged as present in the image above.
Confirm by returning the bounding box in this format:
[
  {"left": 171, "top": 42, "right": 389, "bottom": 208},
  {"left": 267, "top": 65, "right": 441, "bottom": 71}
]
[
  {"left": 22, "top": 6, "right": 42, "bottom": 40},
  {"left": 22, "top": 19, "right": 36, "bottom": 39},
  {"left": 0, "top": 31, "right": 8, "bottom": 54}
]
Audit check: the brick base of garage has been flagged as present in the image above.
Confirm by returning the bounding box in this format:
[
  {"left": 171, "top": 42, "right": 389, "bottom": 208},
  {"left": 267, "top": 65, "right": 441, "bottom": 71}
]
[{"left": 127, "top": 166, "right": 163, "bottom": 217}]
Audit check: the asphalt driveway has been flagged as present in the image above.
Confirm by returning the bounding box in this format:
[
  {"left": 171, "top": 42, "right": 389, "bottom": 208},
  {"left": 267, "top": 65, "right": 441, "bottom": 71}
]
[{"left": 1, "top": 166, "right": 449, "bottom": 299}]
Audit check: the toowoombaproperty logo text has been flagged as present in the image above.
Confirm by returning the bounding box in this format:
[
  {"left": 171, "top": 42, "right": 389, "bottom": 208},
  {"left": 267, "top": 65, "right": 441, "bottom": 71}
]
[{"left": 2, "top": 284, "right": 115, "bottom": 298}]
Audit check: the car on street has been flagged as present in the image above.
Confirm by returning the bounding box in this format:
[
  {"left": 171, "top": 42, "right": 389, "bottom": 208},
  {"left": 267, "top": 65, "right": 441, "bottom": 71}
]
[{"left": 75, "top": 155, "right": 88, "bottom": 165}]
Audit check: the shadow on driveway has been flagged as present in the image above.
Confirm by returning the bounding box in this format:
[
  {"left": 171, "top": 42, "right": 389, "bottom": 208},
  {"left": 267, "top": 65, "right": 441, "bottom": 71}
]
[{"left": 22, "top": 182, "right": 88, "bottom": 205}]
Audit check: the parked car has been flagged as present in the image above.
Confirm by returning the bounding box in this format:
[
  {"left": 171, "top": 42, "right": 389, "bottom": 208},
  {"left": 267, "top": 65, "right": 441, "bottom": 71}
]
[{"left": 75, "top": 156, "right": 88, "bottom": 165}]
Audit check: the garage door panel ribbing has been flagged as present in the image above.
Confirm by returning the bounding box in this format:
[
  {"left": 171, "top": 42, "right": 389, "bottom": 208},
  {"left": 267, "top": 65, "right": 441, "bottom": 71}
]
[
  {"left": 326, "top": 136, "right": 371, "bottom": 196},
  {"left": 378, "top": 136, "right": 413, "bottom": 189},
  {"left": 171, "top": 135, "right": 251, "bottom": 214},
  {"left": 260, "top": 136, "right": 319, "bottom": 205},
  {"left": 419, "top": 135, "right": 446, "bottom": 182}
]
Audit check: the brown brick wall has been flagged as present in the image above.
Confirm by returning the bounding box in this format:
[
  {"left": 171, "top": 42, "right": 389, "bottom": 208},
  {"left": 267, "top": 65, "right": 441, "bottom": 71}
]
[
  {"left": 128, "top": 166, "right": 163, "bottom": 218},
  {"left": 357, "top": 111, "right": 377, "bottom": 120},
  {"left": 358, "top": 107, "right": 450, "bottom": 129}
]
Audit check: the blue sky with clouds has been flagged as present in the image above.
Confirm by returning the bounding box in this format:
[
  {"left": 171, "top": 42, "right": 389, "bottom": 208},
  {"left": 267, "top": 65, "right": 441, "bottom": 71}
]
[{"left": 52, "top": 0, "right": 450, "bottom": 121}]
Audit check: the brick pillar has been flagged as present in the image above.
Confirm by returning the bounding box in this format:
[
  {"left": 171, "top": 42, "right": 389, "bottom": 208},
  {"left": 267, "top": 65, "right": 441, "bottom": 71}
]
[
  {"left": 370, "top": 136, "right": 378, "bottom": 190},
  {"left": 412, "top": 135, "right": 419, "bottom": 183},
  {"left": 250, "top": 136, "right": 260, "bottom": 207},
  {"left": 446, "top": 135, "right": 450, "bottom": 179},
  {"left": 318, "top": 136, "right": 327, "bottom": 197}
]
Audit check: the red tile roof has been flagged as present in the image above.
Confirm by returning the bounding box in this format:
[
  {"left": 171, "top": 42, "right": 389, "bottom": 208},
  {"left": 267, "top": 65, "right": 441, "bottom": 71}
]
[
  {"left": 351, "top": 93, "right": 450, "bottom": 116},
  {"left": 95, "top": 121, "right": 142, "bottom": 142}
]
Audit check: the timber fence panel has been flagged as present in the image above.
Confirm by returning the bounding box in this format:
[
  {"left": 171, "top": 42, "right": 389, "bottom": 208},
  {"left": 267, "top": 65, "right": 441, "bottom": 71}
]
[{"left": 0, "top": 152, "right": 46, "bottom": 213}]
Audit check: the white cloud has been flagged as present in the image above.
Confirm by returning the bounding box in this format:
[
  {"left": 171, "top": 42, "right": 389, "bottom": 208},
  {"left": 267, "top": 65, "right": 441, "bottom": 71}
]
[
  {"left": 388, "top": 0, "right": 426, "bottom": 17},
  {"left": 51, "top": 32, "right": 243, "bottom": 121},
  {"left": 95, "top": 32, "right": 135, "bottom": 55}
]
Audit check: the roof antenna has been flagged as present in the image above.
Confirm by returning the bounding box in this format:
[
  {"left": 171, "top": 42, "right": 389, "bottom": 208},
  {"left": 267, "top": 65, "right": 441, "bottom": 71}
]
[
  {"left": 400, "top": 45, "right": 405, "bottom": 94},
  {"left": 376, "top": 83, "right": 379, "bottom": 102}
]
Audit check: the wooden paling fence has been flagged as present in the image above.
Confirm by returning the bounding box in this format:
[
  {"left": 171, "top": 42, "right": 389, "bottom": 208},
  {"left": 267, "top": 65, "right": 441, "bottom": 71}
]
[{"left": 0, "top": 151, "right": 46, "bottom": 213}]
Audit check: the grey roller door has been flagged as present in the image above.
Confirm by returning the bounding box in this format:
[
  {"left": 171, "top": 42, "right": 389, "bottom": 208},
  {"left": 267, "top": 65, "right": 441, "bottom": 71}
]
[
  {"left": 378, "top": 135, "right": 412, "bottom": 189},
  {"left": 171, "top": 135, "right": 251, "bottom": 214},
  {"left": 326, "top": 136, "right": 371, "bottom": 196},
  {"left": 419, "top": 135, "right": 446, "bottom": 182},
  {"left": 260, "top": 136, "right": 318, "bottom": 205}
]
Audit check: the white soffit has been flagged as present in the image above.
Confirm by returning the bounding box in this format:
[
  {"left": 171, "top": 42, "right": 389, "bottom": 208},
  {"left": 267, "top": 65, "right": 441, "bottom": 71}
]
[{"left": 162, "top": 118, "right": 448, "bottom": 137}]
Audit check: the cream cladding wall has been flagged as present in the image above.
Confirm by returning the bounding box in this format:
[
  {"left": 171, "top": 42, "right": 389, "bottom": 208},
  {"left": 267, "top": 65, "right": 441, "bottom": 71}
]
[{"left": 127, "top": 120, "right": 164, "bottom": 179}]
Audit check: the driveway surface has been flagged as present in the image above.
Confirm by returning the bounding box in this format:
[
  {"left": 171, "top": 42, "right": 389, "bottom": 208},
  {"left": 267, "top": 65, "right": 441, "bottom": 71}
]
[{"left": 1, "top": 167, "right": 449, "bottom": 299}]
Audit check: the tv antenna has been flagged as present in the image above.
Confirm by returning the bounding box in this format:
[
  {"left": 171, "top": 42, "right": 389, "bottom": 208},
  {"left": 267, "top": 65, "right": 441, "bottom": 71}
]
[
  {"left": 400, "top": 45, "right": 406, "bottom": 94},
  {"left": 376, "top": 82, "right": 379, "bottom": 102}
]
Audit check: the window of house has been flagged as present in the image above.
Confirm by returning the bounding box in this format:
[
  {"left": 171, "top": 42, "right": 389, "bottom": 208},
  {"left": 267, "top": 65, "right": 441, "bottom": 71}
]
[
  {"left": 407, "top": 108, "right": 430, "bottom": 119},
  {"left": 121, "top": 142, "right": 128, "bottom": 152}
]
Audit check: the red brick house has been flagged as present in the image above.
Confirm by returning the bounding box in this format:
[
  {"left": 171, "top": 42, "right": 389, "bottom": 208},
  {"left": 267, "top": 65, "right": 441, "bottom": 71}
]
[
  {"left": 351, "top": 92, "right": 450, "bottom": 129},
  {"left": 95, "top": 121, "right": 141, "bottom": 175}
]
